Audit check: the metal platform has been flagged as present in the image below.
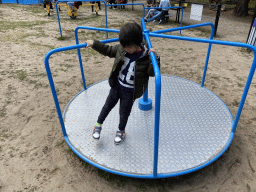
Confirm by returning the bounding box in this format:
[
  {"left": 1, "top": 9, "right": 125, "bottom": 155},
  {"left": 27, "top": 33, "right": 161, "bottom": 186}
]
[{"left": 63, "top": 75, "right": 233, "bottom": 175}]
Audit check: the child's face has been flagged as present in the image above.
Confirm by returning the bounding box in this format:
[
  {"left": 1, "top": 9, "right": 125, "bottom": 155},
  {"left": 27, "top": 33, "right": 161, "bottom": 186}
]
[{"left": 124, "top": 44, "right": 141, "bottom": 54}]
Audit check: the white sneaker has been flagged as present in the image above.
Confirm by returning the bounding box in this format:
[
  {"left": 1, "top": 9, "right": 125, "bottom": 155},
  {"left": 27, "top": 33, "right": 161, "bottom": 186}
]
[
  {"left": 92, "top": 126, "right": 102, "bottom": 140},
  {"left": 114, "top": 130, "right": 125, "bottom": 145},
  {"left": 153, "top": 20, "right": 156, "bottom": 22}
]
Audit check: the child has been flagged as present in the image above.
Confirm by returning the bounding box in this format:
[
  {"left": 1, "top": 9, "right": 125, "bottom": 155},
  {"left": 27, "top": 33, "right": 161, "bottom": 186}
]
[
  {"left": 67, "top": 1, "right": 82, "bottom": 12},
  {"left": 85, "top": 22, "right": 160, "bottom": 145},
  {"left": 144, "top": 5, "right": 160, "bottom": 20},
  {"left": 119, "top": 0, "right": 127, "bottom": 9},
  {"left": 144, "top": 0, "right": 171, "bottom": 24},
  {"left": 43, "top": 0, "right": 53, "bottom": 12},
  {"left": 91, "top": 1, "right": 101, "bottom": 12}
]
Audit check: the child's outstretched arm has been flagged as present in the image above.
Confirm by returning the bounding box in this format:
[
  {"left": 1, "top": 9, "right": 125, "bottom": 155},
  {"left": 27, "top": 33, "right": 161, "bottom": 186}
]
[{"left": 85, "top": 40, "right": 118, "bottom": 58}]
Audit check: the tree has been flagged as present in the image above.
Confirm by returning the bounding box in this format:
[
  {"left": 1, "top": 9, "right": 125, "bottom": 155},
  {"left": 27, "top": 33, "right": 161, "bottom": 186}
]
[{"left": 233, "top": 0, "right": 250, "bottom": 16}]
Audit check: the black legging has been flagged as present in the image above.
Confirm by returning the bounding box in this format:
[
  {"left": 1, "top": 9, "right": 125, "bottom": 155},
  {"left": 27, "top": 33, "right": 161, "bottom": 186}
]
[
  {"left": 97, "top": 84, "right": 134, "bottom": 131},
  {"left": 91, "top": 1, "right": 101, "bottom": 12}
]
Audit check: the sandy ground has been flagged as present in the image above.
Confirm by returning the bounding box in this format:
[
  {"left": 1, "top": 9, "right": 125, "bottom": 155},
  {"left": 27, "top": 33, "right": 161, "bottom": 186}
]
[{"left": 0, "top": 2, "right": 256, "bottom": 192}]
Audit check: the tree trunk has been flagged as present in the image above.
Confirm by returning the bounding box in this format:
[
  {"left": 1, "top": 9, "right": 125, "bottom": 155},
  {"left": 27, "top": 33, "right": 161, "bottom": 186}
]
[{"left": 233, "top": 0, "right": 249, "bottom": 16}]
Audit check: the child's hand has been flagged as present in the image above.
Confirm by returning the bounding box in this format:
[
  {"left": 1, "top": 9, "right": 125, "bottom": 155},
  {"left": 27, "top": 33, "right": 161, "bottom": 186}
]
[
  {"left": 148, "top": 48, "right": 156, "bottom": 54},
  {"left": 85, "top": 40, "right": 94, "bottom": 48}
]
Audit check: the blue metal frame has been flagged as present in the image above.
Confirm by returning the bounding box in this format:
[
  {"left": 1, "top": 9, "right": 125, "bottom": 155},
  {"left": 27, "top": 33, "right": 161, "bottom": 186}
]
[{"left": 45, "top": 18, "right": 256, "bottom": 178}]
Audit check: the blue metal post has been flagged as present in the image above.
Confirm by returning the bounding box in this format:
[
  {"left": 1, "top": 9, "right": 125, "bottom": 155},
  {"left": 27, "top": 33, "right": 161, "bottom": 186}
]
[
  {"left": 201, "top": 24, "right": 215, "bottom": 87},
  {"left": 56, "top": 1, "right": 62, "bottom": 37},
  {"left": 141, "top": 18, "right": 161, "bottom": 178}
]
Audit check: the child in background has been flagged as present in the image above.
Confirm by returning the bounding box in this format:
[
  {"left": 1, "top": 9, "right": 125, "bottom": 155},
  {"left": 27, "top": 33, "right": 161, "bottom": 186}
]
[
  {"left": 144, "top": 0, "right": 171, "bottom": 24},
  {"left": 43, "top": 0, "right": 53, "bottom": 12},
  {"left": 119, "top": 0, "right": 127, "bottom": 9},
  {"left": 91, "top": 1, "right": 101, "bottom": 12},
  {"left": 85, "top": 22, "right": 160, "bottom": 145},
  {"left": 67, "top": 1, "right": 82, "bottom": 12}
]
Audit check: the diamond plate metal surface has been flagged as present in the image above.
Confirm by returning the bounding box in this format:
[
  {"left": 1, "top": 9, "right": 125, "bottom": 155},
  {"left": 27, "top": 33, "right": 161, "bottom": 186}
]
[{"left": 64, "top": 75, "right": 233, "bottom": 175}]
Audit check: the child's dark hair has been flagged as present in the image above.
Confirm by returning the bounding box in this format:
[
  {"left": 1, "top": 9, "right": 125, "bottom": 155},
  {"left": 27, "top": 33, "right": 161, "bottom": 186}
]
[{"left": 119, "top": 22, "right": 143, "bottom": 47}]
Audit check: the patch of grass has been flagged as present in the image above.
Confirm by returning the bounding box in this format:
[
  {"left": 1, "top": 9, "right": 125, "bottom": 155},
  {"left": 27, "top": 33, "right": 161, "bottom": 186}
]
[
  {"left": 223, "top": 77, "right": 231, "bottom": 81},
  {"left": 64, "top": 148, "right": 73, "bottom": 154},
  {"left": 22, "top": 5, "right": 44, "bottom": 14},
  {"left": 0, "top": 77, "right": 3, "bottom": 82},
  {"left": 167, "top": 48, "right": 177, "bottom": 53},
  {"left": 94, "top": 169, "right": 127, "bottom": 187},
  {"left": 56, "top": 139, "right": 65, "bottom": 147},
  {"left": 34, "top": 82, "right": 44, "bottom": 88},
  {"left": 27, "top": 186, "right": 38, "bottom": 192},
  {"left": 0, "top": 20, "right": 51, "bottom": 33},
  {"left": 57, "top": 36, "right": 69, "bottom": 41},
  {"left": 237, "top": 82, "right": 244, "bottom": 87},
  {"left": 196, "top": 27, "right": 211, "bottom": 37},
  {"left": 16, "top": 70, "right": 27, "bottom": 81},
  {"left": 211, "top": 76, "right": 220, "bottom": 80},
  {"left": 240, "top": 47, "right": 252, "bottom": 53},
  {"left": 60, "top": 64, "right": 74, "bottom": 68},
  {"left": 29, "top": 80, "right": 37, "bottom": 84},
  {"left": 65, "top": 82, "right": 73, "bottom": 86},
  {"left": 50, "top": 167, "right": 59, "bottom": 174},
  {"left": 30, "top": 42, "right": 56, "bottom": 50}
]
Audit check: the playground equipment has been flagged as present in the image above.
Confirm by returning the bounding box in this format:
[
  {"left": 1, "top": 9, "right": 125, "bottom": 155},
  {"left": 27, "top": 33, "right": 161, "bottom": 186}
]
[
  {"left": 57, "top": 2, "right": 99, "bottom": 19},
  {"left": 45, "top": 19, "right": 256, "bottom": 178}
]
